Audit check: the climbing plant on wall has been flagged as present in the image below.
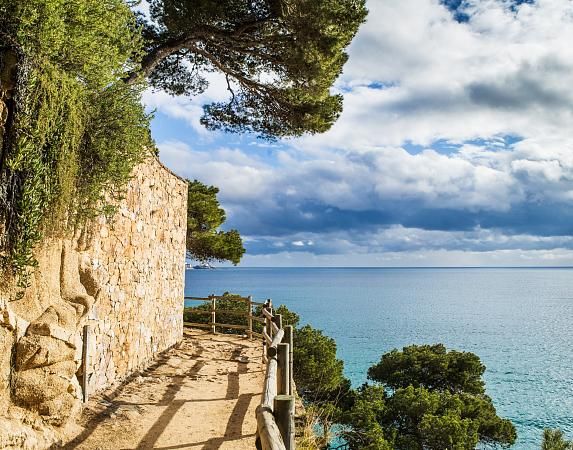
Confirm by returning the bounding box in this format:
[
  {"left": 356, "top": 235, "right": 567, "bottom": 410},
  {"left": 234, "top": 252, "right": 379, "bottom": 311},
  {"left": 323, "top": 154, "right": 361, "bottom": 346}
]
[{"left": 0, "top": 0, "right": 152, "bottom": 287}]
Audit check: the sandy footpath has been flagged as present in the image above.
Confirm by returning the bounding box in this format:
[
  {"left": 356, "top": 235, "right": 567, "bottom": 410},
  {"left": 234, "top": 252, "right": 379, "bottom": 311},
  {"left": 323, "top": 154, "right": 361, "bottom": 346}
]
[{"left": 64, "top": 329, "right": 264, "bottom": 450}]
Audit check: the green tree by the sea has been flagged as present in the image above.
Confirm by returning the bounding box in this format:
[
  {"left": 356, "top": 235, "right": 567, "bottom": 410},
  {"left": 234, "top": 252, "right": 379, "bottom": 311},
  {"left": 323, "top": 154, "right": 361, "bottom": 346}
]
[
  {"left": 186, "top": 180, "right": 244, "bottom": 264},
  {"left": 342, "top": 344, "right": 517, "bottom": 449},
  {"left": 543, "top": 429, "right": 573, "bottom": 450}
]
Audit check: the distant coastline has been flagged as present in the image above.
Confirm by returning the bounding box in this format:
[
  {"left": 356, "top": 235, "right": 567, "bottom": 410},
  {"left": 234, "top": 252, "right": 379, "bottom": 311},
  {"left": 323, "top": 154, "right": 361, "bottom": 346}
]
[{"left": 199, "top": 265, "right": 573, "bottom": 269}]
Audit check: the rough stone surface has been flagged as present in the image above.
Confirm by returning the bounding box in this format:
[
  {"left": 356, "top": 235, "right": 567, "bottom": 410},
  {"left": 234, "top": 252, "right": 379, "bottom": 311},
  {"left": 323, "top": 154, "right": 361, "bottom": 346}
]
[
  {"left": 82, "top": 157, "right": 187, "bottom": 393},
  {"left": 0, "top": 157, "right": 187, "bottom": 447},
  {"left": 15, "top": 334, "right": 75, "bottom": 371},
  {"left": 0, "top": 324, "right": 13, "bottom": 408}
]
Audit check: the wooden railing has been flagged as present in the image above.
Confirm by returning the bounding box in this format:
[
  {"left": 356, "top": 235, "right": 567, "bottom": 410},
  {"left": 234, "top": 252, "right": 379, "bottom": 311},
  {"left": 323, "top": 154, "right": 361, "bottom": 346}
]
[
  {"left": 184, "top": 294, "right": 266, "bottom": 338},
  {"left": 256, "top": 299, "right": 295, "bottom": 450},
  {"left": 183, "top": 295, "right": 296, "bottom": 450}
]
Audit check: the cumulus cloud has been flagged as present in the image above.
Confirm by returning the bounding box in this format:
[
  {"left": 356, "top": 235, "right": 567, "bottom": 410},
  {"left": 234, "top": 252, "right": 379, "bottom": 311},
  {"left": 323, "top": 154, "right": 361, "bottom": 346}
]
[
  {"left": 150, "top": 0, "right": 573, "bottom": 264},
  {"left": 157, "top": 135, "right": 573, "bottom": 257},
  {"left": 296, "top": 0, "right": 573, "bottom": 149}
]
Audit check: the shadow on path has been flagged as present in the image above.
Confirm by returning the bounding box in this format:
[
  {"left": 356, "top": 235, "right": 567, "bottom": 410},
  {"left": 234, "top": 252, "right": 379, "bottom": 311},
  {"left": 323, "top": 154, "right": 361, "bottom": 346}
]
[
  {"left": 65, "top": 331, "right": 262, "bottom": 450},
  {"left": 136, "top": 358, "right": 206, "bottom": 449},
  {"left": 63, "top": 346, "right": 200, "bottom": 449}
]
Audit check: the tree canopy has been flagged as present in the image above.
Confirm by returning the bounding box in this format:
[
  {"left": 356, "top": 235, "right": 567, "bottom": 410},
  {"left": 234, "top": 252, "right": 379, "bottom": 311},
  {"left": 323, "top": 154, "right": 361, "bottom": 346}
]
[
  {"left": 294, "top": 325, "right": 349, "bottom": 401},
  {"left": 343, "top": 344, "right": 516, "bottom": 450},
  {"left": 131, "top": 0, "right": 368, "bottom": 139},
  {"left": 186, "top": 179, "right": 245, "bottom": 264},
  {"left": 367, "top": 343, "right": 486, "bottom": 395},
  {"left": 543, "top": 429, "right": 573, "bottom": 450}
]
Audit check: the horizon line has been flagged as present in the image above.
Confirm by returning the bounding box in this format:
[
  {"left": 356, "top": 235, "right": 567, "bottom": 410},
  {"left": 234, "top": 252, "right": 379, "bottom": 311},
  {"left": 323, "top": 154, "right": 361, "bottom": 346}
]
[{"left": 208, "top": 265, "right": 573, "bottom": 269}]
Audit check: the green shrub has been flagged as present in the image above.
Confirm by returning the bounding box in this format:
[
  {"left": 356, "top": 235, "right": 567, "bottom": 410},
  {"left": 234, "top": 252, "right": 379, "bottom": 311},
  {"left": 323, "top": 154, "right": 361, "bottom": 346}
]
[
  {"left": 186, "top": 180, "right": 245, "bottom": 265},
  {"left": 343, "top": 345, "right": 517, "bottom": 450},
  {"left": 542, "top": 429, "right": 573, "bottom": 450},
  {"left": 0, "top": 0, "right": 141, "bottom": 87},
  {"left": 0, "top": 0, "right": 151, "bottom": 286}
]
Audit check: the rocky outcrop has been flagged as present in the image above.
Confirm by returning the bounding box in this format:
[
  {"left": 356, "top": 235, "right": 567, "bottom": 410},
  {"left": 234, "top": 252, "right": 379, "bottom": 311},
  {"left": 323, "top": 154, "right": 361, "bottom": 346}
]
[
  {"left": 12, "top": 242, "right": 95, "bottom": 427},
  {"left": 0, "top": 157, "right": 187, "bottom": 447}
]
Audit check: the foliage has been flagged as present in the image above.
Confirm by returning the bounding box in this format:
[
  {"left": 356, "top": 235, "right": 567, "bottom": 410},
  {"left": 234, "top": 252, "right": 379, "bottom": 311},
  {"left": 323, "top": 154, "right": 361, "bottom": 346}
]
[
  {"left": 252, "top": 303, "right": 300, "bottom": 331},
  {"left": 77, "top": 82, "right": 152, "bottom": 219},
  {"left": 0, "top": 0, "right": 151, "bottom": 284},
  {"left": 293, "top": 325, "right": 351, "bottom": 409},
  {"left": 273, "top": 304, "right": 300, "bottom": 328},
  {"left": 367, "top": 343, "right": 486, "bottom": 394},
  {"left": 296, "top": 404, "right": 336, "bottom": 450},
  {"left": 132, "top": 0, "right": 368, "bottom": 139},
  {"left": 183, "top": 292, "right": 250, "bottom": 333},
  {"left": 343, "top": 344, "right": 516, "bottom": 450},
  {"left": 186, "top": 180, "right": 245, "bottom": 265},
  {"left": 0, "top": 0, "right": 142, "bottom": 87},
  {"left": 342, "top": 385, "right": 392, "bottom": 450},
  {"left": 542, "top": 429, "right": 573, "bottom": 450},
  {"left": 1, "top": 63, "right": 85, "bottom": 276}
]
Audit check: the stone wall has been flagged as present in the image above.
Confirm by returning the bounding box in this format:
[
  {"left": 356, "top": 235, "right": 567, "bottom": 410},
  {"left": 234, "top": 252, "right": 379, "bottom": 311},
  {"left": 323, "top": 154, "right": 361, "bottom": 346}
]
[
  {"left": 83, "top": 157, "right": 187, "bottom": 391},
  {"left": 0, "top": 156, "right": 187, "bottom": 447}
]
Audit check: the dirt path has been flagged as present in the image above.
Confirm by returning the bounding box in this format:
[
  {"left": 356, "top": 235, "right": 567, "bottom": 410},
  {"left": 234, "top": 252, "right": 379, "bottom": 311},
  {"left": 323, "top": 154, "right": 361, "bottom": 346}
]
[{"left": 65, "top": 329, "right": 264, "bottom": 450}]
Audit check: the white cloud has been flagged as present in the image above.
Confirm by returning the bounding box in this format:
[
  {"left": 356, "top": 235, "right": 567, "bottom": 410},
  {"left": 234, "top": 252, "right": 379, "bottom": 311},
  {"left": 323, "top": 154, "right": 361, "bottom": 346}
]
[
  {"left": 296, "top": 0, "right": 573, "bottom": 150},
  {"left": 143, "top": 71, "right": 231, "bottom": 136},
  {"left": 159, "top": 139, "right": 525, "bottom": 214},
  {"left": 152, "top": 0, "right": 573, "bottom": 264}
]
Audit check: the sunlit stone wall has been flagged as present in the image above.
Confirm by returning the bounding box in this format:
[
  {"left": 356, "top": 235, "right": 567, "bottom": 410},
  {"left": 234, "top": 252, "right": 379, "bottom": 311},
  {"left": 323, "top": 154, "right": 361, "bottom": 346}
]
[
  {"left": 0, "top": 156, "right": 187, "bottom": 446},
  {"left": 84, "top": 156, "right": 187, "bottom": 391}
]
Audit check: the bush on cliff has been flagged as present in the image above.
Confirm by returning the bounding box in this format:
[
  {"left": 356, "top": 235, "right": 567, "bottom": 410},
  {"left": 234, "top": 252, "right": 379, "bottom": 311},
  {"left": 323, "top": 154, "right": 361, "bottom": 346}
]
[
  {"left": 183, "top": 293, "right": 299, "bottom": 335},
  {"left": 184, "top": 292, "right": 250, "bottom": 333},
  {"left": 542, "top": 429, "right": 573, "bottom": 450},
  {"left": 342, "top": 344, "right": 516, "bottom": 450}
]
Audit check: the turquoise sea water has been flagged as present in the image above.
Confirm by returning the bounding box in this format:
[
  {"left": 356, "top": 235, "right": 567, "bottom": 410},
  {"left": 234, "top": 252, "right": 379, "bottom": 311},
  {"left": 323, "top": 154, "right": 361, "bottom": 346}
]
[{"left": 185, "top": 267, "right": 573, "bottom": 449}]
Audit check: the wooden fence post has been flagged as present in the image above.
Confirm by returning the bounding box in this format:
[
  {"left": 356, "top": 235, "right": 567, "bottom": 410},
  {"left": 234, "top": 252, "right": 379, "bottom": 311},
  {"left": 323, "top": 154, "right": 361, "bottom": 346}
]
[
  {"left": 248, "top": 295, "right": 253, "bottom": 340},
  {"left": 274, "top": 395, "right": 296, "bottom": 450},
  {"left": 263, "top": 323, "right": 269, "bottom": 363},
  {"left": 267, "top": 299, "right": 273, "bottom": 338},
  {"left": 210, "top": 294, "right": 216, "bottom": 334},
  {"left": 284, "top": 325, "right": 294, "bottom": 396},
  {"left": 81, "top": 324, "right": 90, "bottom": 403},
  {"left": 277, "top": 343, "right": 290, "bottom": 396},
  {"left": 257, "top": 297, "right": 297, "bottom": 450}
]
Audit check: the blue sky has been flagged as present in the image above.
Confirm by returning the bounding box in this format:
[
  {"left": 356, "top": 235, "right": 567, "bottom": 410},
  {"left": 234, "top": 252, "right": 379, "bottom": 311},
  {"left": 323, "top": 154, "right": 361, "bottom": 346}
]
[{"left": 145, "top": 0, "right": 573, "bottom": 266}]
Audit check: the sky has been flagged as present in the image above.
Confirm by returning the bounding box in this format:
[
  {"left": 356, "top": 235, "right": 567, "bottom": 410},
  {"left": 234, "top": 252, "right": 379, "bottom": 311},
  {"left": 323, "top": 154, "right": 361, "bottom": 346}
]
[{"left": 145, "top": 0, "right": 573, "bottom": 267}]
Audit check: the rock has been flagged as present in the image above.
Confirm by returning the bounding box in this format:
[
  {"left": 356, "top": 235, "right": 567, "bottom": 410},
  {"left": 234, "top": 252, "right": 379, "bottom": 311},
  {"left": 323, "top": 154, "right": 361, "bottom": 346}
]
[
  {"left": 0, "top": 326, "right": 14, "bottom": 406},
  {"left": 15, "top": 316, "right": 30, "bottom": 340},
  {"left": 16, "top": 334, "right": 75, "bottom": 371},
  {"left": 38, "top": 393, "right": 80, "bottom": 426},
  {"left": 0, "top": 418, "right": 48, "bottom": 450},
  {"left": 1, "top": 305, "right": 17, "bottom": 331},
  {"left": 13, "top": 361, "right": 77, "bottom": 405},
  {"left": 26, "top": 321, "right": 73, "bottom": 344},
  {"left": 0, "top": 157, "right": 187, "bottom": 446},
  {"left": 30, "top": 305, "right": 76, "bottom": 332}
]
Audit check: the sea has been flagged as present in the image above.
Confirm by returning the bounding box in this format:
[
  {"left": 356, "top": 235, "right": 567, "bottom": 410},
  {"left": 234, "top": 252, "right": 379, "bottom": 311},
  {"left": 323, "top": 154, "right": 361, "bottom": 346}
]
[{"left": 184, "top": 267, "right": 573, "bottom": 449}]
